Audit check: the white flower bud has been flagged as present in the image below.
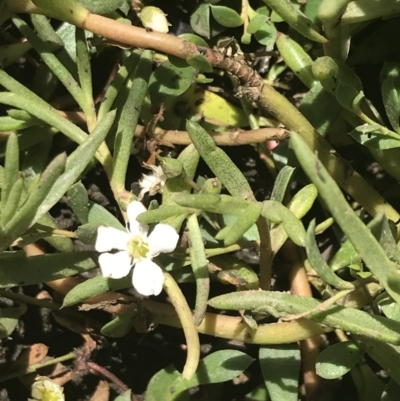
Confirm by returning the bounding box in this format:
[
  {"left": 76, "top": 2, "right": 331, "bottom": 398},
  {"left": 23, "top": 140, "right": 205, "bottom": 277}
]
[{"left": 140, "top": 6, "right": 170, "bottom": 33}]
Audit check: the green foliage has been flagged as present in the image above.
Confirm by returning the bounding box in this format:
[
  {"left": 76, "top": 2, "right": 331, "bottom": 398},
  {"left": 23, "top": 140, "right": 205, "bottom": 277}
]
[{"left": 2, "top": 0, "right": 400, "bottom": 398}]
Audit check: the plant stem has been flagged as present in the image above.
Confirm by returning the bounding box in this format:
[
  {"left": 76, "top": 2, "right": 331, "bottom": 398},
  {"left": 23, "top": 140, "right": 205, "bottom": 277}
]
[{"left": 162, "top": 271, "right": 200, "bottom": 380}]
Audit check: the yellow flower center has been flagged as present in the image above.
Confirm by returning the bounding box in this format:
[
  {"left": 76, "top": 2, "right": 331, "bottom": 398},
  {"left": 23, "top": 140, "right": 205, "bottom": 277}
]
[{"left": 128, "top": 236, "right": 149, "bottom": 260}]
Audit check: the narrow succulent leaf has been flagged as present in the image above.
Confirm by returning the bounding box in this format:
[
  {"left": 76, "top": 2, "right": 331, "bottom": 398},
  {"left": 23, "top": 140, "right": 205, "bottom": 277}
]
[
  {"left": 262, "top": 200, "right": 306, "bottom": 247},
  {"left": 1, "top": 133, "right": 19, "bottom": 211},
  {"left": 210, "top": 254, "right": 259, "bottom": 290},
  {"left": 1, "top": 177, "right": 24, "bottom": 227},
  {"left": 175, "top": 193, "right": 253, "bottom": 215},
  {"left": 187, "top": 213, "right": 210, "bottom": 326},
  {"left": 306, "top": 220, "right": 355, "bottom": 290},
  {"left": 216, "top": 203, "right": 261, "bottom": 246},
  {"left": 112, "top": 50, "right": 153, "bottom": 190},
  {"left": 208, "top": 290, "right": 400, "bottom": 344},
  {"left": 290, "top": 132, "right": 400, "bottom": 306},
  {"left": 186, "top": 121, "right": 255, "bottom": 201},
  {"left": 276, "top": 35, "right": 316, "bottom": 88},
  {"left": 67, "top": 181, "right": 89, "bottom": 224},
  {"left": 0, "top": 251, "right": 97, "bottom": 288},
  {"left": 4, "top": 153, "right": 66, "bottom": 238},
  {"left": 270, "top": 184, "right": 317, "bottom": 257},
  {"left": 270, "top": 165, "right": 295, "bottom": 203},
  {"left": 63, "top": 275, "right": 131, "bottom": 307},
  {"left": 75, "top": 27, "right": 95, "bottom": 120},
  {"left": 98, "top": 51, "right": 142, "bottom": 121},
  {"left": 262, "top": 0, "right": 327, "bottom": 43},
  {"left": 101, "top": 308, "right": 136, "bottom": 337},
  {"left": 34, "top": 110, "right": 116, "bottom": 222},
  {"left": 14, "top": 16, "right": 91, "bottom": 119},
  {"left": 136, "top": 205, "right": 192, "bottom": 225},
  {"left": 368, "top": 213, "right": 400, "bottom": 264},
  {"left": 0, "top": 92, "right": 88, "bottom": 145}
]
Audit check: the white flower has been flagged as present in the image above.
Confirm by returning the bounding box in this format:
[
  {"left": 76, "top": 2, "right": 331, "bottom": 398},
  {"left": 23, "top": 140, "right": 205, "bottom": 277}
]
[
  {"left": 138, "top": 164, "right": 167, "bottom": 200},
  {"left": 95, "top": 201, "right": 179, "bottom": 296},
  {"left": 29, "top": 376, "right": 64, "bottom": 401}
]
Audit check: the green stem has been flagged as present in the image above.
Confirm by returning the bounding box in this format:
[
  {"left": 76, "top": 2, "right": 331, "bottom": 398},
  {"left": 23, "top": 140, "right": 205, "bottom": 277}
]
[
  {"left": 0, "top": 352, "right": 76, "bottom": 383},
  {"left": 0, "top": 289, "right": 61, "bottom": 310},
  {"left": 162, "top": 272, "right": 200, "bottom": 380}
]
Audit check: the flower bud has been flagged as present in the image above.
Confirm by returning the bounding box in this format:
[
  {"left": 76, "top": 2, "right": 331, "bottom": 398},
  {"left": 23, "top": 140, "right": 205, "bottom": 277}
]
[
  {"left": 200, "top": 178, "right": 222, "bottom": 195},
  {"left": 160, "top": 157, "right": 183, "bottom": 179},
  {"left": 140, "top": 6, "right": 169, "bottom": 33}
]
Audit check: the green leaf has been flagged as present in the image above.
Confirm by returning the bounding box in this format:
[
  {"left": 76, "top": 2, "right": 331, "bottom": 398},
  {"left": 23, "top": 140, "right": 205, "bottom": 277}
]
[
  {"left": 316, "top": 341, "right": 364, "bottom": 379},
  {"left": 381, "top": 379, "right": 400, "bottom": 401},
  {"left": 101, "top": 308, "right": 135, "bottom": 337},
  {"left": 113, "top": 390, "right": 132, "bottom": 401},
  {"left": 63, "top": 275, "right": 130, "bottom": 307},
  {"left": 0, "top": 251, "right": 97, "bottom": 288},
  {"left": 349, "top": 125, "right": 400, "bottom": 150},
  {"left": 298, "top": 83, "right": 341, "bottom": 136},
  {"left": 67, "top": 181, "right": 89, "bottom": 224},
  {"left": 136, "top": 205, "right": 191, "bottom": 225},
  {"left": 190, "top": 3, "right": 211, "bottom": 39},
  {"left": 335, "top": 81, "right": 362, "bottom": 111},
  {"left": 290, "top": 131, "right": 400, "bottom": 307},
  {"left": 270, "top": 166, "right": 295, "bottom": 203},
  {"left": 354, "top": 336, "right": 400, "bottom": 386},
  {"left": 262, "top": 0, "right": 326, "bottom": 43},
  {"left": 145, "top": 366, "right": 186, "bottom": 401},
  {"left": 262, "top": 200, "right": 306, "bottom": 247},
  {"left": 78, "top": 0, "right": 124, "bottom": 14},
  {"left": 33, "top": 110, "right": 116, "bottom": 222},
  {"left": 247, "top": 13, "right": 269, "bottom": 34},
  {"left": 188, "top": 349, "right": 254, "bottom": 386},
  {"left": 260, "top": 344, "right": 300, "bottom": 401},
  {"left": 149, "top": 61, "right": 196, "bottom": 103},
  {"left": 87, "top": 201, "right": 125, "bottom": 231},
  {"left": 0, "top": 303, "right": 27, "bottom": 340},
  {"left": 211, "top": 254, "right": 259, "bottom": 290},
  {"left": 187, "top": 213, "right": 210, "bottom": 326},
  {"left": 382, "top": 75, "right": 400, "bottom": 134},
  {"left": 210, "top": 5, "right": 243, "bottom": 28},
  {"left": 4, "top": 153, "right": 66, "bottom": 239},
  {"left": 1, "top": 177, "right": 24, "bottom": 228},
  {"left": 186, "top": 121, "right": 255, "bottom": 201},
  {"left": 174, "top": 193, "right": 251, "bottom": 215},
  {"left": 186, "top": 54, "right": 213, "bottom": 73},
  {"left": 216, "top": 203, "right": 261, "bottom": 246},
  {"left": 208, "top": 290, "right": 400, "bottom": 345},
  {"left": 253, "top": 21, "right": 277, "bottom": 48},
  {"left": 306, "top": 220, "right": 355, "bottom": 290},
  {"left": 368, "top": 213, "right": 400, "bottom": 264},
  {"left": 179, "top": 33, "right": 209, "bottom": 47},
  {"left": 1, "top": 133, "right": 19, "bottom": 211},
  {"left": 113, "top": 50, "right": 153, "bottom": 188},
  {"left": 244, "top": 384, "right": 269, "bottom": 401}
]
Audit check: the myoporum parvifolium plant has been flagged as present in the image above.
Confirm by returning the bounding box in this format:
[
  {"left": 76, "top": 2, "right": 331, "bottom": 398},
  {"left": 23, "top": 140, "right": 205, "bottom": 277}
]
[{"left": 1, "top": 0, "right": 400, "bottom": 400}]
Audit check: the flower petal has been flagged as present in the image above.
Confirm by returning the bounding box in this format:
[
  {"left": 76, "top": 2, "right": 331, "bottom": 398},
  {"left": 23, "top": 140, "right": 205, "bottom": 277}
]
[
  {"left": 98, "top": 251, "right": 133, "bottom": 279},
  {"left": 127, "top": 201, "right": 149, "bottom": 237},
  {"left": 95, "top": 226, "right": 130, "bottom": 252},
  {"left": 147, "top": 223, "right": 179, "bottom": 258},
  {"left": 132, "top": 259, "right": 164, "bottom": 296}
]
